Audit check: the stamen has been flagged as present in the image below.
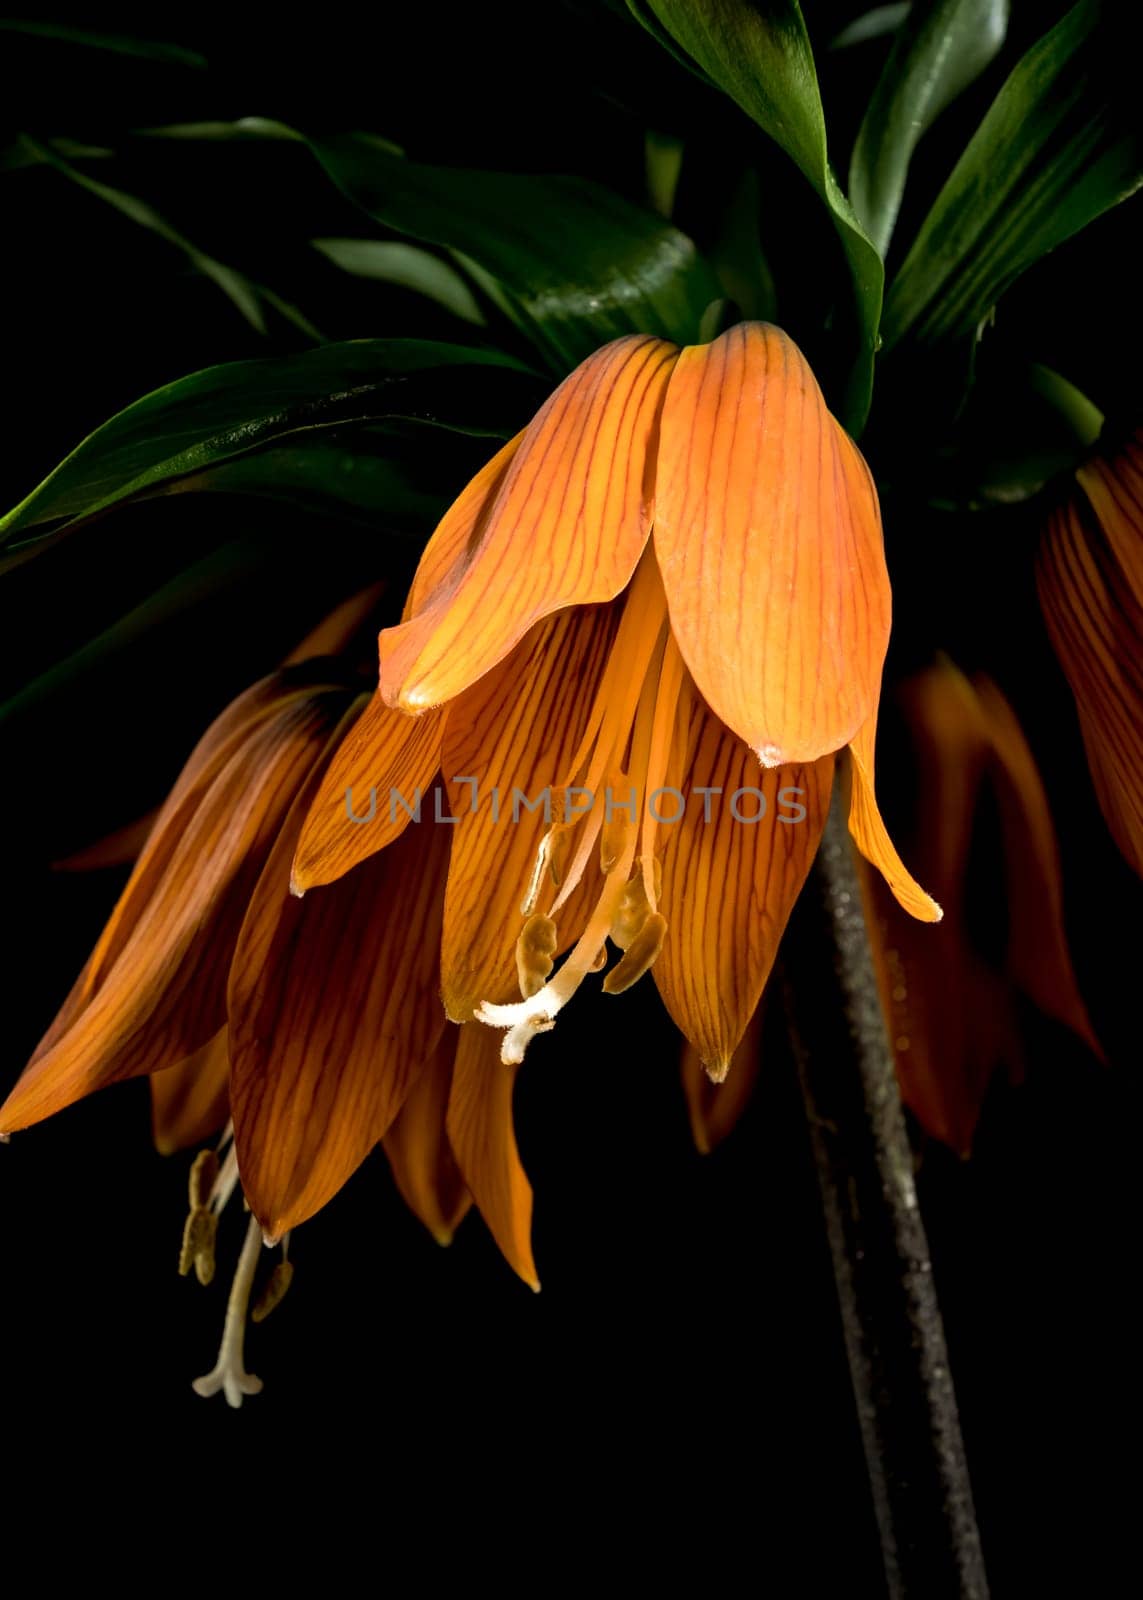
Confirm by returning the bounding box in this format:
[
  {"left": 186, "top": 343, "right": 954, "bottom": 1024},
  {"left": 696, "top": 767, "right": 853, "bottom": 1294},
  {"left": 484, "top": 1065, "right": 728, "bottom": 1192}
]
[
  {"left": 599, "top": 769, "right": 632, "bottom": 874},
  {"left": 516, "top": 913, "right": 558, "bottom": 998},
  {"left": 189, "top": 1149, "right": 219, "bottom": 1210},
  {"left": 610, "top": 855, "right": 662, "bottom": 950},
  {"left": 603, "top": 912, "right": 667, "bottom": 994},
  {"left": 251, "top": 1260, "right": 294, "bottom": 1324},
  {"left": 192, "top": 1213, "right": 266, "bottom": 1409},
  {"left": 178, "top": 1206, "right": 219, "bottom": 1286}
]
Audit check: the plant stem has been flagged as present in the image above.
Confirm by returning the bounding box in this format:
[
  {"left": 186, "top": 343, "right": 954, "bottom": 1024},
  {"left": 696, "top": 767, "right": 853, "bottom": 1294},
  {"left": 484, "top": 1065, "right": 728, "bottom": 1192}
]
[{"left": 783, "top": 794, "right": 990, "bottom": 1600}]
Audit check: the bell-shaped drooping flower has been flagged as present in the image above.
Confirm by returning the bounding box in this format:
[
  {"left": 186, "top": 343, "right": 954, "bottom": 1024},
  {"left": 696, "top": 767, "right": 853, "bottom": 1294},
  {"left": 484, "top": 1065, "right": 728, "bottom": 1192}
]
[{"left": 295, "top": 324, "right": 940, "bottom": 1077}]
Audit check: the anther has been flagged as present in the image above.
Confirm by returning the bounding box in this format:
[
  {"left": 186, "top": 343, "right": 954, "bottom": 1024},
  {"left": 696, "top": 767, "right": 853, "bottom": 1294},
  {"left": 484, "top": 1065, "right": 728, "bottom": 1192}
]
[
  {"left": 602, "top": 912, "right": 667, "bottom": 994},
  {"left": 189, "top": 1149, "right": 219, "bottom": 1210},
  {"left": 610, "top": 855, "right": 662, "bottom": 949},
  {"left": 251, "top": 1260, "right": 294, "bottom": 1324},
  {"left": 179, "top": 1206, "right": 219, "bottom": 1286},
  {"left": 516, "top": 913, "right": 558, "bottom": 998}
]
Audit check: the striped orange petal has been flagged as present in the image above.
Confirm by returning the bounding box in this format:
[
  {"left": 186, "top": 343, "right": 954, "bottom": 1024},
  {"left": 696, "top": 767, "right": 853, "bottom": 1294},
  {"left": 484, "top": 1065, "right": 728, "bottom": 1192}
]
[
  {"left": 847, "top": 709, "right": 943, "bottom": 922},
  {"left": 653, "top": 676, "right": 834, "bottom": 1079},
  {"left": 381, "top": 1028, "right": 472, "bottom": 1245},
  {"left": 654, "top": 322, "right": 891, "bottom": 766},
  {"left": 290, "top": 692, "right": 446, "bottom": 892},
  {"left": 446, "top": 1022, "right": 538, "bottom": 1290},
  {"left": 229, "top": 779, "right": 452, "bottom": 1242},
  {"left": 438, "top": 601, "right": 617, "bottom": 1019},
  {"left": 0, "top": 684, "right": 351, "bottom": 1136},
  {"left": 1038, "top": 448, "right": 1143, "bottom": 877},
  {"left": 150, "top": 1030, "right": 231, "bottom": 1155},
  {"left": 379, "top": 335, "right": 678, "bottom": 711}
]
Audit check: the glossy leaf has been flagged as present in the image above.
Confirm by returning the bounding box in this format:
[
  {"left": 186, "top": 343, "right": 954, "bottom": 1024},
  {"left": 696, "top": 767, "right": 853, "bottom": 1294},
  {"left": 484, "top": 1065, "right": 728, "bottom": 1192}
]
[
  {"left": 882, "top": 0, "right": 1143, "bottom": 349},
  {"left": 632, "top": 0, "right": 883, "bottom": 431},
  {"left": 849, "top": 0, "right": 1010, "bottom": 257},
  {"left": 0, "top": 19, "right": 205, "bottom": 68},
  {"left": 305, "top": 131, "right": 719, "bottom": 371},
  {"left": 0, "top": 341, "right": 539, "bottom": 561},
  {"left": 312, "top": 238, "right": 486, "bottom": 324}
]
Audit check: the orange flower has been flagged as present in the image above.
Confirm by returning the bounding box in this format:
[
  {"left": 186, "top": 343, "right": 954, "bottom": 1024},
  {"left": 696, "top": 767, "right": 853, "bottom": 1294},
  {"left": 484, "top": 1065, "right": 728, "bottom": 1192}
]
[
  {"left": 296, "top": 323, "right": 940, "bottom": 1079},
  {"left": 1037, "top": 425, "right": 1143, "bottom": 877},
  {"left": 860, "top": 661, "right": 1099, "bottom": 1155}
]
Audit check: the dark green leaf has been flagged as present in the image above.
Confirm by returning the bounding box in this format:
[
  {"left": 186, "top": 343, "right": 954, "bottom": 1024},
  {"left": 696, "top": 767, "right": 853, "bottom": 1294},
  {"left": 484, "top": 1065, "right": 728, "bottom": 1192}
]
[
  {"left": 312, "top": 239, "right": 486, "bottom": 324},
  {"left": 304, "top": 132, "right": 720, "bottom": 370},
  {"left": 632, "top": 0, "right": 883, "bottom": 431},
  {"left": 882, "top": 0, "right": 1143, "bottom": 349},
  {"left": 0, "top": 341, "right": 540, "bottom": 562},
  {"left": 849, "top": 0, "right": 1010, "bottom": 258},
  {"left": 0, "top": 19, "right": 206, "bottom": 68}
]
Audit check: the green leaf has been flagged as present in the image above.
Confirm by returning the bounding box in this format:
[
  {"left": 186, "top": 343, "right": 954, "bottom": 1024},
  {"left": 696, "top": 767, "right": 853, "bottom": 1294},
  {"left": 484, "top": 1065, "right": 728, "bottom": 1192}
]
[
  {"left": 312, "top": 239, "right": 486, "bottom": 325},
  {"left": 849, "top": 0, "right": 1010, "bottom": 258},
  {"left": 631, "top": 0, "right": 884, "bottom": 431},
  {"left": 0, "top": 341, "right": 540, "bottom": 563},
  {"left": 0, "top": 18, "right": 206, "bottom": 68},
  {"left": 829, "top": 5, "right": 911, "bottom": 50},
  {"left": 882, "top": 0, "right": 1143, "bottom": 350},
  {"left": 19, "top": 136, "right": 322, "bottom": 341},
  {"left": 303, "top": 132, "right": 720, "bottom": 370}
]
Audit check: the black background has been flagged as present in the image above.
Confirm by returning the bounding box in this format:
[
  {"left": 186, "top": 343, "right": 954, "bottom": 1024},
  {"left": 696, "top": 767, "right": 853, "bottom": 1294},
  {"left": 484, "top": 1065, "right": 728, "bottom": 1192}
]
[{"left": 1, "top": 3, "right": 1138, "bottom": 1589}]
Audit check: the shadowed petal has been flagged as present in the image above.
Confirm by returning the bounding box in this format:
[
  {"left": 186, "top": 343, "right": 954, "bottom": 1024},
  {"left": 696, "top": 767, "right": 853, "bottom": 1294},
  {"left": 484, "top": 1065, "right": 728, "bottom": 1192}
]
[
  {"left": 0, "top": 687, "right": 351, "bottom": 1135},
  {"left": 653, "top": 678, "right": 834, "bottom": 1078},
  {"left": 438, "top": 602, "right": 617, "bottom": 1018},
  {"left": 382, "top": 1028, "right": 472, "bottom": 1244},
  {"left": 1037, "top": 476, "right": 1143, "bottom": 878},
  {"left": 291, "top": 694, "right": 445, "bottom": 891},
  {"left": 150, "top": 1030, "right": 231, "bottom": 1155},
  {"left": 230, "top": 784, "right": 452, "bottom": 1241},
  {"left": 446, "top": 1022, "right": 538, "bottom": 1290},
  {"left": 655, "top": 323, "right": 890, "bottom": 765},
  {"left": 379, "top": 335, "right": 677, "bottom": 710},
  {"left": 971, "top": 675, "right": 1101, "bottom": 1057}
]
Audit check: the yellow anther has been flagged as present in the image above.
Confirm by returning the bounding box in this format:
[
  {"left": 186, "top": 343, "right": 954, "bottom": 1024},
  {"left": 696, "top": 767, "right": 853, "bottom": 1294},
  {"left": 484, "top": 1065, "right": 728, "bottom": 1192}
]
[
  {"left": 547, "top": 823, "right": 574, "bottom": 888},
  {"left": 179, "top": 1206, "right": 219, "bottom": 1286},
  {"left": 610, "top": 855, "right": 662, "bottom": 950},
  {"left": 251, "top": 1260, "right": 295, "bottom": 1324},
  {"left": 516, "top": 913, "right": 559, "bottom": 999},
  {"left": 189, "top": 1148, "right": 219, "bottom": 1210},
  {"left": 602, "top": 912, "right": 667, "bottom": 994}
]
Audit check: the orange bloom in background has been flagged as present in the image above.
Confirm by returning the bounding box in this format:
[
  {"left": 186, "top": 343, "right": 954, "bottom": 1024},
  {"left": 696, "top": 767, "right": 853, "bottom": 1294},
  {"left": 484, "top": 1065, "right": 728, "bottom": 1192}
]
[
  {"left": 296, "top": 323, "right": 940, "bottom": 1086},
  {"left": 859, "top": 660, "right": 1100, "bottom": 1155},
  {"left": 1037, "top": 425, "right": 1143, "bottom": 877}
]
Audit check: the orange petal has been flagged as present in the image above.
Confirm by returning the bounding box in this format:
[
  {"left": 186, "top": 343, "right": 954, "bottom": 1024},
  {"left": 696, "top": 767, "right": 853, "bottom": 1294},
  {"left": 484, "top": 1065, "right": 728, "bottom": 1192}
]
[
  {"left": 52, "top": 811, "right": 158, "bottom": 872},
  {"left": 229, "top": 783, "right": 452, "bottom": 1241},
  {"left": 290, "top": 693, "right": 445, "bottom": 891},
  {"left": 859, "top": 857, "right": 1016, "bottom": 1156},
  {"left": 654, "top": 323, "right": 891, "bottom": 765},
  {"left": 1038, "top": 478, "right": 1143, "bottom": 878},
  {"left": 403, "top": 433, "right": 525, "bottom": 619},
  {"left": 150, "top": 1030, "right": 231, "bottom": 1155},
  {"left": 653, "top": 678, "right": 834, "bottom": 1078},
  {"left": 680, "top": 1004, "right": 764, "bottom": 1154},
  {"left": 446, "top": 1022, "right": 538, "bottom": 1290},
  {"left": 283, "top": 581, "right": 388, "bottom": 663},
  {"left": 972, "top": 675, "right": 1101, "bottom": 1057},
  {"left": 847, "top": 710, "right": 943, "bottom": 923},
  {"left": 381, "top": 1028, "right": 472, "bottom": 1244},
  {"left": 1, "top": 686, "right": 352, "bottom": 1136},
  {"left": 378, "top": 335, "right": 678, "bottom": 710},
  {"left": 438, "top": 602, "right": 617, "bottom": 1018}
]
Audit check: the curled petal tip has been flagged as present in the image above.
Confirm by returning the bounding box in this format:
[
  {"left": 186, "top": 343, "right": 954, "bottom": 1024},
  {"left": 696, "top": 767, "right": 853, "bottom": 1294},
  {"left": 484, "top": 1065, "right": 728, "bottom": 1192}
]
[
  {"left": 703, "top": 1056, "right": 731, "bottom": 1085},
  {"left": 757, "top": 743, "right": 785, "bottom": 770},
  {"left": 288, "top": 875, "right": 306, "bottom": 900},
  {"left": 262, "top": 1227, "right": 281, "bottom": 1249}
]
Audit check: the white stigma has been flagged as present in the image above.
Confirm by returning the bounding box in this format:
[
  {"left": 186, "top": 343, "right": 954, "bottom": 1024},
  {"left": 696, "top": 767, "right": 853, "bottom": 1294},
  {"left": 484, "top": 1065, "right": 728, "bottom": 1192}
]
[{"left": 192, "top": 1213, "right": 266, "bottom": 1409}]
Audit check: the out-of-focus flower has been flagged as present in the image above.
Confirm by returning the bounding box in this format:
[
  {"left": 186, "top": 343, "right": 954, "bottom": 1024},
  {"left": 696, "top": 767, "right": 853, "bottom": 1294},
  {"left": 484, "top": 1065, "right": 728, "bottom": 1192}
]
[
  {"left": 295, "top": 324, "right": 940, "bottom": 1085},
  {"left": 861, "top": 660, "right": 1100, "bottom": 1155},
  {"left": 1037, "top": 425, "right": 1143, "bottom": 877}
]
